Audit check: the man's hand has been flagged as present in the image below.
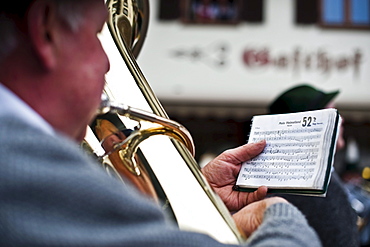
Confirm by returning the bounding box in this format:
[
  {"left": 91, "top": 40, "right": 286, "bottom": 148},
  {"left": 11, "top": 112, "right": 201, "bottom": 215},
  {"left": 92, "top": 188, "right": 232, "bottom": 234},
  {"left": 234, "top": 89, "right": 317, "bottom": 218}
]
[
  {"left": 201, "top": 140, "right": 268, "bottom": 212},
  {"left": 232, "top": 197, "right": 288, "bottom": 237}
]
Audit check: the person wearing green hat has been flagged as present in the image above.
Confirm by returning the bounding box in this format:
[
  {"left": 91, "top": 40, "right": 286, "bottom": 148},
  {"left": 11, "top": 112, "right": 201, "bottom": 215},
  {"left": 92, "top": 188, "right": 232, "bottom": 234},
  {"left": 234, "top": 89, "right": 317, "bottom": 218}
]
[{"left": 268, "top": 84, "right": 359, "bottom": 247}]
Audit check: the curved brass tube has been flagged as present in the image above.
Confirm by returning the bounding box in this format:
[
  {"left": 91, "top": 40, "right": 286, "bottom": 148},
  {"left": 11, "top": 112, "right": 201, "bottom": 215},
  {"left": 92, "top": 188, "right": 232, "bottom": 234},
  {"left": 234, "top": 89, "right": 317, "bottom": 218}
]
[{"left": 97, "top": 96, "right": 195, "bottom": 176}]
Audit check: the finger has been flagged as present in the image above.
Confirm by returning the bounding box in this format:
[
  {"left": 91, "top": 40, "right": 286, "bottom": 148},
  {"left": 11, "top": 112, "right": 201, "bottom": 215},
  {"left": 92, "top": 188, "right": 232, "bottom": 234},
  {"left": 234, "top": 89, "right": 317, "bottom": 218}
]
[
  {"left": 244, "top": 186, "right": 268, "bottom": 206},
  {"left": 220, "top": 140, "right": 266, "bottom": 165},
  {"left": 255, "top": 186, "right": 268, "bottom": 200}
]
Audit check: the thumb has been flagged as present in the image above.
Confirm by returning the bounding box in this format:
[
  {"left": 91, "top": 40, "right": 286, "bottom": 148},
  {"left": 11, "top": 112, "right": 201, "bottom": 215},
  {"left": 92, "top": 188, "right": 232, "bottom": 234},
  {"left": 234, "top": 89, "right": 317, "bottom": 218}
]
[{"left": 219, "top": 140, "right": 266, "bottom": 165}]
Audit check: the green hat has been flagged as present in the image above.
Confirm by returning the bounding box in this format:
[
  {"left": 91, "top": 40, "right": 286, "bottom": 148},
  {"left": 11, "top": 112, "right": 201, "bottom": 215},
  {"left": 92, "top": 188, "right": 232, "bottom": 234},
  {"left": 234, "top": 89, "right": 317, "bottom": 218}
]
[{"left": 269, "top": 84, "right": 340, "bottom": 114}]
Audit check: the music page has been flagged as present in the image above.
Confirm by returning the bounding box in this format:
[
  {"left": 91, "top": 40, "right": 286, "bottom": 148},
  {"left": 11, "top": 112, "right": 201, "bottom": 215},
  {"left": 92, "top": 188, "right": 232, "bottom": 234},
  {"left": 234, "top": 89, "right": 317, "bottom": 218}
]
[{"left": 235, "top": 109, "right": 339, "bottom": 193}]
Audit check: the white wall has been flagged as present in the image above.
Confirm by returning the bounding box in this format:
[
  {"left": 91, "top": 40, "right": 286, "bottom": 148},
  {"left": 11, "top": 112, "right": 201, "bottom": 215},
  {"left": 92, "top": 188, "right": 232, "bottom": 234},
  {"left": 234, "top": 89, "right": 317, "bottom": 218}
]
[{"left": 137, "top": 0, "right": 370, "bottom": 111}]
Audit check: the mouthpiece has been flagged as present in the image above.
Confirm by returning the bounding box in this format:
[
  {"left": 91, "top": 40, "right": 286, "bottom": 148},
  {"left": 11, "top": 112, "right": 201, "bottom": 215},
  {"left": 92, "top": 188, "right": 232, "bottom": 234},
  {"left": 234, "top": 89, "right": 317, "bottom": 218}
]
[
  {"left": 97, "top": 94, "right": 131, "bottom": 116},
  {"left": 97, "top": 94, "right": 111, "bottom": 115}
]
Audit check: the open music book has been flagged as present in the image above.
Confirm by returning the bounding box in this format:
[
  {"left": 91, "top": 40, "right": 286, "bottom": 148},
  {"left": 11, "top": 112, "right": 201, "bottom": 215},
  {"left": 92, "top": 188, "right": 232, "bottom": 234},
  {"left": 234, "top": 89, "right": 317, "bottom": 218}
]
[{"left": 234, "top": 108, "right": 341, "bottom": 196}]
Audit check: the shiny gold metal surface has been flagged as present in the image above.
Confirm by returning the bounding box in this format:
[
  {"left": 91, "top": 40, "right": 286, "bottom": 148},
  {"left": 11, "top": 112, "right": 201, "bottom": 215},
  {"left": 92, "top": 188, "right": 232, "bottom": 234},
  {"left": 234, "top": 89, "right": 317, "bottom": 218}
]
[{"left": 82, "top": 0, "right": 245, "bottom": 244}]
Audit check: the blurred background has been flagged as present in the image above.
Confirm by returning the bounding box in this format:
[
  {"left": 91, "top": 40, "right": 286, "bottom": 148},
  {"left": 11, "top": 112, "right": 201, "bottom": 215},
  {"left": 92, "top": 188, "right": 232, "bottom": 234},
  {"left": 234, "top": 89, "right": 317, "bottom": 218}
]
[{"left": 136, "top": 0, "right": 370, "bottom": 244}]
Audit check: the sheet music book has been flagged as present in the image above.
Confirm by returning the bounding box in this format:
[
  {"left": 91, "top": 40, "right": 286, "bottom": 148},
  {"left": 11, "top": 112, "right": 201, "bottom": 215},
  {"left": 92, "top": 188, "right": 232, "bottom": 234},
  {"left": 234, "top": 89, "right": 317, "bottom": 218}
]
[{"left": 234, "top": 108, "right": 341, "bottom": 196}]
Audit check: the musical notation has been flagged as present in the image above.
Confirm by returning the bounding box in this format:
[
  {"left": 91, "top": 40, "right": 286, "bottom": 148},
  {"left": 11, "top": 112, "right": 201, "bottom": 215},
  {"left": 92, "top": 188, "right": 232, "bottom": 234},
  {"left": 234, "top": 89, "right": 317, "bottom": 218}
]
[
  {"left": 250, "top": 154, "right": 318, "bottom": 162},
  {"left": 253, "top": 128, "right": 323, "bottom": 136},
  {"left": 251, "top": 134, "right": 322, "bottom": 142},
  {"left": 242, "top": 122, "right": 323, "bottom": 184},
  {"left": 243, "top": 167, "right": 314, "bottom": 174},
  {"left": 244, "top": 161, "right": 316, "bottom": 168},
  {"left": 240, "top": 173, "right": 314, "bottom": 182},
  {"left": 265, "top": 141, "right": 320, "bottom": 148},
  {"left": 260, "top": 148, "right": 319, "bottom": 155},
  {"left": 236, "top": 108, "right": 340, "bottom": 193}
]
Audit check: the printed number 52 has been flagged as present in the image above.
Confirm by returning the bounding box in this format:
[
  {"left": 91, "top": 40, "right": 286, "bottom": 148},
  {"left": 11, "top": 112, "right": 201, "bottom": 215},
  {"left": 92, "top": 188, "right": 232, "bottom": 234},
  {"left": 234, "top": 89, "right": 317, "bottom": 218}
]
[{"left": 302, "top": 116, "right": 312, "bottom": 127}]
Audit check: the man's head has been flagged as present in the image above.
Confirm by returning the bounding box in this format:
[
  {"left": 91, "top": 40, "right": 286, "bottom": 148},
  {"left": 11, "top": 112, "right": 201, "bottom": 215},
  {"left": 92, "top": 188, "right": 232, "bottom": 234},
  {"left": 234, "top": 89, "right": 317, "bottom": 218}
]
[{"left": 0, "top": 0, "right": 109, "bottom": 141}]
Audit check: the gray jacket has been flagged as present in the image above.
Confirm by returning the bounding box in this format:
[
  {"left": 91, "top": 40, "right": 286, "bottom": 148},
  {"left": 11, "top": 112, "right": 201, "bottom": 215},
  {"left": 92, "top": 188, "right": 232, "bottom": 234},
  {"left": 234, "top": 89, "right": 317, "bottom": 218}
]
[{"left": 0, "top": 116, "right": 321, "bottom": 246}]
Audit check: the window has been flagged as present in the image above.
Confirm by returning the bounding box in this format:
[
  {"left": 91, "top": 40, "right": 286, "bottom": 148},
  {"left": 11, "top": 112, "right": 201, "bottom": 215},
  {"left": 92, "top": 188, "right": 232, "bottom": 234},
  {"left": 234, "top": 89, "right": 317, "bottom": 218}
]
[
  {"left": 182, "top": 0, "right": 241, "bottom": 24},
  {"left": 158, "top": 0, "right": 264, "bottom": 24},
  {"left": 320, "top": 0, "right": 370, "bottom": 29}
]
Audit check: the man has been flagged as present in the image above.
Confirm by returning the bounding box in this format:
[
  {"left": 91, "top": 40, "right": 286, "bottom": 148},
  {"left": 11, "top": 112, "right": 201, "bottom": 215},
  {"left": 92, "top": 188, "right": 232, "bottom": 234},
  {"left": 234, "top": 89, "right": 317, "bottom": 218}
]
[{"left": 0, "top": 0, "right": 321, "bottom": 246}]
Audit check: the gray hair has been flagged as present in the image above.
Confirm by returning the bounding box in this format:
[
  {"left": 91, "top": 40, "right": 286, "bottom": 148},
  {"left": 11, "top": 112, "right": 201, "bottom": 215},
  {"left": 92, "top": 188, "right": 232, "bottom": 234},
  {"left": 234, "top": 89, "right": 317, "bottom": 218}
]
[{"left": 0, "top": 0, "right": 88, "bottom": 62}]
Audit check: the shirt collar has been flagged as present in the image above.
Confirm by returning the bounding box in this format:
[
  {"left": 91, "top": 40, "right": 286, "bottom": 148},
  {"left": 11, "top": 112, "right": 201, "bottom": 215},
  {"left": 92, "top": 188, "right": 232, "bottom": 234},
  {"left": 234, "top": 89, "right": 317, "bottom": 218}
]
[{"left": 0, "top": 83, "right": 55, "bottom": 136}]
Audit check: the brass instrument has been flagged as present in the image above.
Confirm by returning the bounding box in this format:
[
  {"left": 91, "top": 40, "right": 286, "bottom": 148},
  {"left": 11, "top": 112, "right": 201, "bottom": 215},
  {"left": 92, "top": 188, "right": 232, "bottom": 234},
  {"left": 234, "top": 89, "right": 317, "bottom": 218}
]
[{"left": 83, "top": 0, "right": 245, "bottom": 244}]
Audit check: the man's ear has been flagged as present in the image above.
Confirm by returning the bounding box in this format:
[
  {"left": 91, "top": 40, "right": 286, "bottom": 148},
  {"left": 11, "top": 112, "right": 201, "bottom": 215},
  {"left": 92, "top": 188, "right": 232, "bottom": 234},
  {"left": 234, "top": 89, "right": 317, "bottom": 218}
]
[{"left": 27, "top": 0, "right": 58, "bottom": 70}]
